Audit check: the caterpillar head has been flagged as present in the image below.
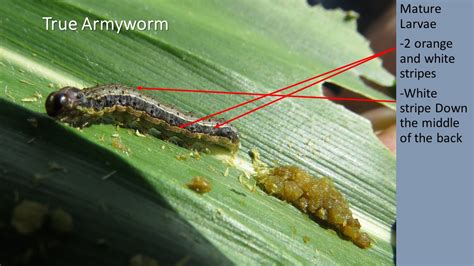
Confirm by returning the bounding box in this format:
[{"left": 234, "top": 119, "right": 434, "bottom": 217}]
[{"left": 45, "top": 87, "right": 85, "bottom": 117}]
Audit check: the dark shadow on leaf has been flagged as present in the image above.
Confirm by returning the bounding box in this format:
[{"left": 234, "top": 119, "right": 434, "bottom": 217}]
[
  {"left": 306, "top": 0, "right": 394, "bottom": 33},
  {"left": 0, "top": 99, "right": 232, "bottom": 266},
  {"left": 322, "top": 81, "right": 383, "bottom": 113},
  {"left": 359, "top": 76, "right": 396, "bottom": 99}
]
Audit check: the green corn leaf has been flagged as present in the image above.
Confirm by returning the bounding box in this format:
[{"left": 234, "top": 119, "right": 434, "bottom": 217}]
[{"left": 0, "top": 0, "right": 395, "bottom": 265}]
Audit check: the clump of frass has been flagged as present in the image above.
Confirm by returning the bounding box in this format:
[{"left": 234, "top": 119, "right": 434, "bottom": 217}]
[
  {"left": 187, "top": 176, "right": 212, "bottom": 194},
  {"left": 250, "top": 150, "right": 371, "bottom": 248}
]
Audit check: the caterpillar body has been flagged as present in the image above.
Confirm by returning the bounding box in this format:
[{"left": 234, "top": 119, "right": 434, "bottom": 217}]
[{"left": 45, "top": 85, "right": 240, "bottom": 154}]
